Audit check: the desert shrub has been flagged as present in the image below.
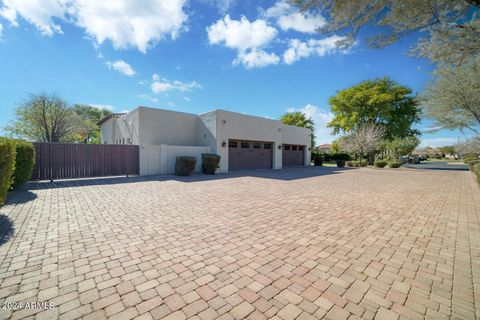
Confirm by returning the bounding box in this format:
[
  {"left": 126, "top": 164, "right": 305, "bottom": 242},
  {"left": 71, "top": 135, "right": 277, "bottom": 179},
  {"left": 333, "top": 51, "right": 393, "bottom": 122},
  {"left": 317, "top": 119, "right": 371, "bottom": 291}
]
[
  {"left": 359, "top": 160, "right": 367, "bottom": 167},
  {"left": 201, "top": 153, "right": 221, "bottom": 174},
  {"left": 175, "top": 156, "right": 197, "bottom": 176},
  {"left": 374, "top": 160, "right": 388, "bottom": 168},
  {"left": 0, "top": 140, "right": 16, "bottom": 205},
  {"left": 345, "top": 161, "right": 354, "bottom": 167},
  {"left": 322, "top": 153, "right": 332, "bottom": 162},
  {"left": 473, "top": 163, "right": 480, "bottom": 184},
  {"left": 467, "top": 160, "right": 480, "bottom": 171},
  {"left": 387, "top": 161, "right": 402, "bottom": 168},
  {"left": 313, "top": 154, "right": 324, "bottom": 166},
  {"left": 464, "top": 153, "right": 479, "bottom": 164},
  {"left": 330, "top": 152, "right": 351, "bottom": 161}
]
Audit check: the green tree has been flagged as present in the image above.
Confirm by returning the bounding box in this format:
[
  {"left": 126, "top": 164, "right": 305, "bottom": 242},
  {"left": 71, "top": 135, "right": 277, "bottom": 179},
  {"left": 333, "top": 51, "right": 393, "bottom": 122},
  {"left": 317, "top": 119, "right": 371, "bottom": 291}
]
[
  {"left": 280, "top": 111, "right": 315, "bottom": 147},
  {"left": 72, "top": 105, "right": 111, "bottom": 144},
  {"left": 6, "top": 93, "right": 83, "bottom": 142},
  {"left": 385, "top": 136, "right": 420, "bottom": 160},
  {"left": 292, "top": 0, "right": 480, "bottom": 67},
  {"left": 328, "top": 78, "right": 420, "bottom": 140},
  {"left": 421, "top": 60, "right": 480, "bottom": 134}
]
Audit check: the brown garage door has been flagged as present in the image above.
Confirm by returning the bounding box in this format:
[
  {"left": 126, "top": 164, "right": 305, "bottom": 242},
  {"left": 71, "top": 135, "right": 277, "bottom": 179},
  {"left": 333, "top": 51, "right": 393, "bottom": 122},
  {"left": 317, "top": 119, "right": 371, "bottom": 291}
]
[
  {"left": 228, "top": 140, "right": 273, "bottom": 170},
  {"left": 283, "top": 144, "right": 305, "bottom": 166}
]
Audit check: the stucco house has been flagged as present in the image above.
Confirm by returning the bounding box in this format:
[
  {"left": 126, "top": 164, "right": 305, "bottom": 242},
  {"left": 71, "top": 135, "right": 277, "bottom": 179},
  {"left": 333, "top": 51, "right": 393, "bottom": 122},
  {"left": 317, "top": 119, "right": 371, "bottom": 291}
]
[{"left": 98, "top": 107, "right": 311, "bottom": 175}]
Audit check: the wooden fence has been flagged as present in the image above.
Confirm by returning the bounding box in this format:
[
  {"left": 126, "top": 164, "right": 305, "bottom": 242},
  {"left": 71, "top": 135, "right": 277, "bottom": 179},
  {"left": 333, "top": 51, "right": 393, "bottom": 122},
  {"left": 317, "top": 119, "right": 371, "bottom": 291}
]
[{"left": 31, "top": 143, "right": 139, "bottom": 181}]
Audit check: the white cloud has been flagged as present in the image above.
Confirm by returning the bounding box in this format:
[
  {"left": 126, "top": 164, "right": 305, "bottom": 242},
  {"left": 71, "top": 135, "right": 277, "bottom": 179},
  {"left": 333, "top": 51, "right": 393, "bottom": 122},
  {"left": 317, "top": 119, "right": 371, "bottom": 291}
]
[
  {"left": 283, "top": 35, "right": 346, "bottom": 64},
  {"left": 200, "top": 0, "right": 235, "bottom": 14},
  {"left": 207, "top": 15, "right": 278, "bottom": 69},
  {"left": 207, "top": 15, "right": 277, "bottom": 51},
  {"left": 286, "top": 104, "right": 336, "bottom": 144},
  {"left": 0, "top": 0, "right": 188, "bottom": 52},
  {"left": 420, "top": 138, "right": 459, "bottom": 148},
  {"left": 0, "top": 22, "right": 3, "bottom": 36},
  {"left": 138, "top": 94, "right": 158, "bottom": 103},
  {"left": 234, "top": 49, "right": 280, "bottom": 69},
  {"left": 183, "top": 96, "right": 190, "bottom": 102},
  {"left": 106, "top": 60, "right": 136, "bottom": 77},
  {"left": 150, "top": 74, "right": 202, "bottom": 94},
  {"left": 262, "top": 0, "right": 325, "bottom": 33},
  {"left": 90, "top": 104, "right": 114, "bottom": 111}
]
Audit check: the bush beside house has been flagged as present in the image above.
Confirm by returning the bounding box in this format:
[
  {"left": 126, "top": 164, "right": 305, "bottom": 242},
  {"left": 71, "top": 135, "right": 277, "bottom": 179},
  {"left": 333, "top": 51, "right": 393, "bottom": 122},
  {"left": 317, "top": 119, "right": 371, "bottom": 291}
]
[
  {"left": 175, "top": 156, "right": 197, "bottom": 176},
  {"left": 10, "top": 140, "right": 36, "bottom": 188},
  {"left": 202, "top": 153, "right": 221, "bottom": 174}
]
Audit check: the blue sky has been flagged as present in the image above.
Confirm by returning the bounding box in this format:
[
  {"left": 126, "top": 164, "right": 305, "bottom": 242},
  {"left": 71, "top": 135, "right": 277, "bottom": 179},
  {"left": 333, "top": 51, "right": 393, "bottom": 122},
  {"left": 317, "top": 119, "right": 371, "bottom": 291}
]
[{"left": 0, "top": 0, "right": 473, "bottom": 147}]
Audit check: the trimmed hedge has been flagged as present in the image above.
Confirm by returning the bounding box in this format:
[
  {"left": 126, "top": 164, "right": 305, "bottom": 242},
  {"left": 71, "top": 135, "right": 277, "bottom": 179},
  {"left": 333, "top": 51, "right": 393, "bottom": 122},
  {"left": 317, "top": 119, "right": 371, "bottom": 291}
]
[
  {"left": 330, "top": 152, "right": 351, "bottom": 161},
  {"left": 175, "top": 156, "right": 197, "bottom": 176},
  {"left": 0, "top": 140, "right": 16, "bottom": 205},
  {"left": 387, "top": 161, "right": 402, "bottom": 168},
  {"left": 201, "top": 153, "right": 221, "bottom": 174},
  {"left": 374, "top": 160, "right": 388, "bottom": 168},
  {"left": 11, "top": 140, "right": 35, "bottom": 188},
  {"left": 467, "top": 160, "right": 480, "bottom": 171},
  {"left": 472, "top": 163, "right": 480, "bottom": 184},
  {"left": 313, "top": 154, "right": 324, "bottom": 166}
]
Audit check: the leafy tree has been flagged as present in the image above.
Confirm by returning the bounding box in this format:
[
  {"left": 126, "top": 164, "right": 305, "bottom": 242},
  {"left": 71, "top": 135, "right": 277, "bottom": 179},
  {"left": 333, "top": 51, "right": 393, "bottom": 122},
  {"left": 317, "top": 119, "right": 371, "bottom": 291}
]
[
  {"left": 421, "top": 60, "right": 480, "bottom": 134},
  {"left": 72, "top": 105, "right": 111, "bottom": 144},
  {"left": 439, "top": 146, "right": 455, "bottom": 155},
  {"left": 6, "top": 93, "right": 83, "bottom": 142},
  {"left": 456, "top": 136, "right": 480, "bottom": 154},
  {"left": 292, "top": 0, "right": 480, "bottom": 67},
  {"left": 280, "top": 111, "right": 315, "bottom": 147},
  {"left": 385, "top": 136, "right": 420, "bottom": 160},
  {"left": 340, "top": 124, "right": 385, "bottom": 164},
  {"left": 328, "top": 78, "right": 420, "bottom": 140}
]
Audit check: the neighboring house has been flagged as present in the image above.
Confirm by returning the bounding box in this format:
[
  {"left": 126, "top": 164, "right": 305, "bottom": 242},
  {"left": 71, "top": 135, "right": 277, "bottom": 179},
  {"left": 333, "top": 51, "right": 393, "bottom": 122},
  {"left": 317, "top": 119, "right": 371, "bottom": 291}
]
[
  {"left": 316, "top": 144, "right": 332, "bottom": 153},
  {"left": 98, "top": 107, "right": 311, "bottom": 175}
]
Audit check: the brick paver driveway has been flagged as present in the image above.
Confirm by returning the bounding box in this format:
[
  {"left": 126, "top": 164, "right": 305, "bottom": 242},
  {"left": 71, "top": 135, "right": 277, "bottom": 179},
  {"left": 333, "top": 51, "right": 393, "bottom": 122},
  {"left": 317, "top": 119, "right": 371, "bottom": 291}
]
[{"left": 0, "top": 167, "right": 479, "bottom": 320}]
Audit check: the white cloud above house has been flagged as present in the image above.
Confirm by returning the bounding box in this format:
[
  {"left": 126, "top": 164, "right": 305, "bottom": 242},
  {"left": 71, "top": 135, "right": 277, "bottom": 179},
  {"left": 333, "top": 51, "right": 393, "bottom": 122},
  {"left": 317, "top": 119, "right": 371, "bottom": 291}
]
[
  {"left": 261, "top": 0, "right": 326, "bottom": 33},
  {"left": 234, "top": 49, "right": 280, "bottom": 69},
  {"left": 206, "top": 15, "right": 279, "bottom": 69},
  {"left": 0, "top": 0, "right": 188, "bottom": 52},
  {"left": 138, "top": 94, "right": 159, "bottom": 103},
  {"left": 420, "top": 137, "right": 459, "bottom": 148},
  {"left": 283, "top": 36, "right": 347, "bottom": 64},
  {"left": 106, "top": 60, "right": 136, "bottom": 77},
  {"left": 286, "top": 104, "right": 336, "bottom": 144},
  {"left": 150, "top": 74, "right": 202, "bottom": 94}
]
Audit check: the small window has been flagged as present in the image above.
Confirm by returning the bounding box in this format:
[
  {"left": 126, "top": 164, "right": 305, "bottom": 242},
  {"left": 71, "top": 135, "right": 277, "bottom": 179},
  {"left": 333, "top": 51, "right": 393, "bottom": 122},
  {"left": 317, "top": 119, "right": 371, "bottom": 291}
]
[
  {"left": 229, "top": 141, "right": 238, "bottom": 148},
  {"left": 241, "top": 142, "right": 250, "bottom": 148},
  {"left": 127, "top": 138, "right": 131, "bottom": 145},
  {"left": 263, "top": 143, "right": 272, "bottom": 149},
  {"left": 292, "top": 145, "right": 297, "bottom": 151},
  {"left": 284, "top": 145, "right": 290, "bottom": 150},
  {"left": 253, "top": 142, "right": 261, "bottom": 149},
  {"left": 299, "top": 146, "right": 304, "bottom": 151}
]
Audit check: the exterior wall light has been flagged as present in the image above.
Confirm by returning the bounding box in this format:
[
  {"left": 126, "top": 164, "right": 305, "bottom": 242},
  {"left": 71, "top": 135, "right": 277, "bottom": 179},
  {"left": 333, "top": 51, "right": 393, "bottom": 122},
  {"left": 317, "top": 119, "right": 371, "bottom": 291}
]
[
  {"left": 278, "top": 145, "right": 282, "bottom": 149},
  {"left": 222, "top": 119, "right": 227, "bottom": 124},
  {"left": 222, "top": 141, "right": 227, "bottom": 148}
]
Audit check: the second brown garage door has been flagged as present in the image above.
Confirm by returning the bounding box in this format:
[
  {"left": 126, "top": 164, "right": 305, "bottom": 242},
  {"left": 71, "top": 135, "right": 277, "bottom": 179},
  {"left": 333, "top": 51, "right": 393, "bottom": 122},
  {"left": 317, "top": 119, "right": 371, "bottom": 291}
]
[
  {"left": 228, "top": 140, "right": 273, "bottom": 170},
  {"left": 282, "top": 144, "right": 305, "bottom": 166}
]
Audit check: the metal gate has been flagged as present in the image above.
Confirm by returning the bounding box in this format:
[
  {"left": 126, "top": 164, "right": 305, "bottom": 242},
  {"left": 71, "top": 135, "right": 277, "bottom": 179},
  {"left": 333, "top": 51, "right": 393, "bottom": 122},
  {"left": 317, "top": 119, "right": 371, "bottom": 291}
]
[{"left": 31, "top": 143, "right": 139, "bottom": 180}]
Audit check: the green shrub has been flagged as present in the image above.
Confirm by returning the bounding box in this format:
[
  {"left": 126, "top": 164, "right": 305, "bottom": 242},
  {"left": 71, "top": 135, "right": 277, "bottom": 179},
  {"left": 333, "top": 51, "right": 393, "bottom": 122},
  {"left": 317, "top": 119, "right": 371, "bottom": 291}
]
[
  {"left": 330, "top": 152, "right": 351, "bottom": 161},
  {"left": 336, "top": 160, "right": 346, "bottom": 167},
  {"left": 345, "top": 161, "right": 354, "bottom": 167},
  {"left": 175, "top": 156, "right": 197, "bottom": 176},
  {"left": 313, "top": 154, "right": 324, "bottom": 166},
  {"left": 11, "top": 140, "right": 35, "bottom": 188},
  {"left": 322, "top": 153, "right": 332, "bottom": 162},
  {"left": 473, "top": 163, "right": 480, "bottom": 184},
  {"left": 374, "top": 160, "right": 388, "bottom": 168},
  {"left": 464, "top": 154, "right": 479, "bottom": 164},
  {"left": 467, "top": 160, "right": 480, "bottom": 171},
  {"left": 0, "top": 140, "right": 16, "bottom": 205},
  {"left": 387, "top": 161, "right": 402, "bottom": 168},
  {"left": 359, "top": 160, "right": 367, "bottom": 167},
  {"left": 201, "top": 153, "right": 221, "bottom": 174}
]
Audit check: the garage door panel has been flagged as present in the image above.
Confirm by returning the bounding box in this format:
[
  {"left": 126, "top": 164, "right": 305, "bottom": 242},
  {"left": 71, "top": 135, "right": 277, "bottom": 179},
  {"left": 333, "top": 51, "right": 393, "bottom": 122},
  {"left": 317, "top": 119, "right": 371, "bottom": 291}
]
[
  {"left": 283, "top": 144, "right": 305, "bottom": 166},
  {"left": 229, "top": 140, "right": 272, "bottom": 171}
]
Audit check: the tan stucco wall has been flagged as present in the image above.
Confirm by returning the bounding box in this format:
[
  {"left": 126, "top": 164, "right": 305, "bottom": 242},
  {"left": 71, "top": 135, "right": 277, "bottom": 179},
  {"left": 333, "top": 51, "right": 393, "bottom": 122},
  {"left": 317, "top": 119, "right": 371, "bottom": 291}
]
[
  {"left": 139, "top": 144, "right": 211, "bottom": 176},
  {"left": 282, "top": 124, "right": 311, "bottom": 166},
  {"left": 137, "top": 107, "right": 199, "bottom": 146}
]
